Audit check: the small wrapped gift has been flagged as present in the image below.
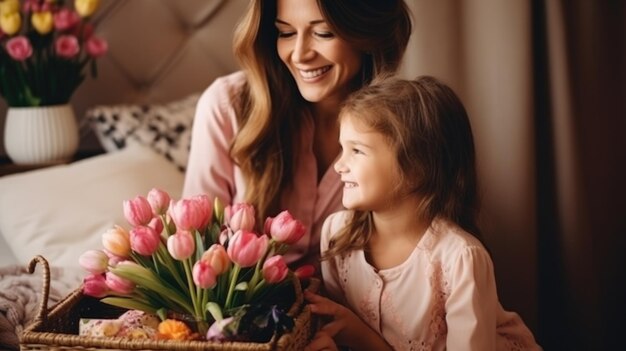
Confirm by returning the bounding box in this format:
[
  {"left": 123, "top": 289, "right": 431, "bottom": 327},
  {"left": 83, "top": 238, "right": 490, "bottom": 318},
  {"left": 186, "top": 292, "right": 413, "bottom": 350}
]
[{"left": 79, "top": 310, "right": 160, "bottom": 339}]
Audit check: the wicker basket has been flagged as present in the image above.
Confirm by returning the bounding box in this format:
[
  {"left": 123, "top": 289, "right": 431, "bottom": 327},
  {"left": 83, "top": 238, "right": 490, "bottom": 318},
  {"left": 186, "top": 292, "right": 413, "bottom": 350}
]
[{"left": 20, "top": 256, "right": 318, "bottom": 351}]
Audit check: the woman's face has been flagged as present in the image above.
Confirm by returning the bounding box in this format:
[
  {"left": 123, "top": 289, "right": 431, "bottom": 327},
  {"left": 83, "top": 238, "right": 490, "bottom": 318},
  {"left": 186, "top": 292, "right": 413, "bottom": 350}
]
[{"left": 275, "top": 0, "right": 362, "bottom": 106}]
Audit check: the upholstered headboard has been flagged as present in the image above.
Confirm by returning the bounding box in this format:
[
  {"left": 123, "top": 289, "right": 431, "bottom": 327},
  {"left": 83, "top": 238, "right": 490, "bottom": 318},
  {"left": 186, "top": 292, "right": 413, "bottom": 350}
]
[{"left": 0, "top": 0, "right": 248, "bottom": 155}]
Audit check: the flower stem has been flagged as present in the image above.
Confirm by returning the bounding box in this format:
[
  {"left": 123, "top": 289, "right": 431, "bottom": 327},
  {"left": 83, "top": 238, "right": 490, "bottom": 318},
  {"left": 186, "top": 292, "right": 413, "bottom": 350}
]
[
  {"left": 245, "top": 240, "right": 275, "bottom": 302},
  {"left": 224, "top": 264, "right": 241, "bottom": 309},
  {"left": 183, "top": 258, "right": 201, "bottom": 318}
]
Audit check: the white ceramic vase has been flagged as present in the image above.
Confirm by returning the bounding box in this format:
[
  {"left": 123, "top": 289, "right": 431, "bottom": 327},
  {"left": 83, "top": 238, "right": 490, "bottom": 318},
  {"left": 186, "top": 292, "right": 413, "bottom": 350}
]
[{"left": 4, "top": 104, "right": 79, "bottom": 165}]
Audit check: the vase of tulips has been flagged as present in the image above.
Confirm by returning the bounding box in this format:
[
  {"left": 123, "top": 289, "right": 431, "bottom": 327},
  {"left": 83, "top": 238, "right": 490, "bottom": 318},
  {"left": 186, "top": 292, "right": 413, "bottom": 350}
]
[
  {"left": 79, "top": 188, "right": 313, "bottom": 342},
  {"left": 0, "top": 0, "right": 107, "bottom": 164}
]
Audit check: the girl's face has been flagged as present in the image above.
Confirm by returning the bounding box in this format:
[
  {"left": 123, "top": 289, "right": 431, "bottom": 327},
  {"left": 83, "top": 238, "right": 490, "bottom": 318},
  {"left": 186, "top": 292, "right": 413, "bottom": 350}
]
[
  {"left": 334, "top": 115, "right": 402, "bottom": 212},
  {"left": 275, "top": 0, "right": 362, "bottom": 107}
]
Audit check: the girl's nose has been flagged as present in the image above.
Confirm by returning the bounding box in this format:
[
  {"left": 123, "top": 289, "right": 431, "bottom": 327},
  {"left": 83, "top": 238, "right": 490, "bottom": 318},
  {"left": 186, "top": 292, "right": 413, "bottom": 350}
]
[{"left": 334, "top": 157, "right": 347, "bottom": 174}]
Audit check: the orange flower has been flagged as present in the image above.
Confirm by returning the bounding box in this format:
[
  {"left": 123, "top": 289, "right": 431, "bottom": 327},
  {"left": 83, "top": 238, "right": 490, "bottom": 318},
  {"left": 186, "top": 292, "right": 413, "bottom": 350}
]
[{"left": 156, "top": 319, "right": 193, "bottom": 340}]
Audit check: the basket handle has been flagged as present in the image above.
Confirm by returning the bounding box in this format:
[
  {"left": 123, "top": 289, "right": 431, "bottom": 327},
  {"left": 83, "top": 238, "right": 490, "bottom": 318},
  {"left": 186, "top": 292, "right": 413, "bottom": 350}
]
[{"left": 28, "top": 255, "right": 51, "bottom": 324}]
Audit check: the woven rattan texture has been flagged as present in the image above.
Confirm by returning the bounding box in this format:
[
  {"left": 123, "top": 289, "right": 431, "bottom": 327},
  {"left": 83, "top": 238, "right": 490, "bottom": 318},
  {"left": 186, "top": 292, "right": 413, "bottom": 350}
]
[{"left": 20, "top": 256, "right": 316, "bottom": 351}]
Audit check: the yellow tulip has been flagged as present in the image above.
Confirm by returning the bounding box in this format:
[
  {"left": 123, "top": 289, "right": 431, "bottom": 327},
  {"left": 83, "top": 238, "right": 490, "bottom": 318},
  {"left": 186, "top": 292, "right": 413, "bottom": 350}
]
[
  {"left": 31, "top": 11, "right": 54, "bottom": 35},
  {"left": 102, "top": 225, "right": 131, "bottom": 258},
  {"left": 0, "top": 0, "right": 20, "bottom": 16},
  {"left": 74, "top": 0, "right": 100, "bottom": 18},
  {"left": 0, "top": 11, "right": 20, "bottom": 35}
]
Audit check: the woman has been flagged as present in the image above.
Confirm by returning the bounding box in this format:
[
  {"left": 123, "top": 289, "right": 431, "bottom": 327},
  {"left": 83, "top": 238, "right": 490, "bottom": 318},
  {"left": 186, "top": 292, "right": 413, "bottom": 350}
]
[{"left": 183, "top": 0, "right": 412, "bottom": 269}]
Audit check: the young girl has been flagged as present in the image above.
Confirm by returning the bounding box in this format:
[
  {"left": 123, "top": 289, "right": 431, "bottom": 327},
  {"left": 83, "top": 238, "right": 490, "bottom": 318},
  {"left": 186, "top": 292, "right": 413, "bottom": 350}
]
[{"left": 305, "top": 76, "right": 541, "bottom": 351}]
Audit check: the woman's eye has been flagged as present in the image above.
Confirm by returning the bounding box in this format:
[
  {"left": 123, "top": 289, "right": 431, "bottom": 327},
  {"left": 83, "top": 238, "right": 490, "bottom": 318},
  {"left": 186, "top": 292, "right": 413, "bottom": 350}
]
[
  {"left": 314, "top": 31, "right": 334, "bottom": 39},
  {"left": 277, "top": 31, "right": 295, "bottom": 38}
]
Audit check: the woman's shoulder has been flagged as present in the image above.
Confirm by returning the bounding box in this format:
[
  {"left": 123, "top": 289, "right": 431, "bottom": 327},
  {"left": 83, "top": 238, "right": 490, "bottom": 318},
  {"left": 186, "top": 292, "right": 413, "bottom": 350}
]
[
  {"left": 209, "top": 71, "right": 247, "bottom": 90},
  {"left": 195, "top": 71, "right": 247, "bottom": 124},
  {"left": 198, "top": 71, "right": 247, "bottom": 108}
]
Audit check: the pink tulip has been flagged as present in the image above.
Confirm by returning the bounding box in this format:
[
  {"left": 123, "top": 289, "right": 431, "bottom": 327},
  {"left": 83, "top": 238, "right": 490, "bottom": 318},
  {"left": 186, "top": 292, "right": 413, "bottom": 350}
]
[
  {"left": 167, "top": 231, "right": 195, "bottom": 261},
  {"left": 147, "top": 216, "right": 164, "bottom": 236},
  {"left": 105, "top": 271, "right": 135, "bottom": 295},
  {"left": 262, "top": 255, "right": 288, "bottom": 284},
  {"left": 102, "top": 225, "right": 131, "bottom": 258},
  {"left": 168, "top": 198, "right": 206, "bottom": 231},
  {"left": 6, "top": 36, "right": 33, "bottom": 61},
  {"left": 227, "top": 230, "right": 268, "bottom": 268},
  {"left": 146, "top": 188, "right": 170, "bottom": 216},
  {"left": 55, "top": 34, "right": 79, "bottom": 58},
  {"left": 192, "top": 260, "right": 217, "bottom": 289},
  {"left": 83, "top": 273, "right": 108, "bottom": 297},
  {"left": 294, "top": 264, "right": 316, "bottom": 280},
  {"left": 40, "top": 1, "right": 51, "bottom": 12},
  {"left": 201, "top": 244, "right": 231, "bottom": 275},
  {"left": 53, "top": 8, "right": 80, "bottom": 31},
  {"left": 191, "top": 194, "right": 212, "bottom": 230},
  {"left": 85, "top": 35, "right": 108, "bottom": 57},
  {"left": 218, "top": 228, "right": 230, "bottom": 246},
  {"left": 265, "top": 210, "right": 306, "bottom": 244},
  {"left": 130, "top": 225, "right": 161, "bottom": 256},
  {"left": 23, "top": 0, "right": 40, "bottom": 13},
  {"left": 123, "top": 195, "right": 153, "bottom": 226},
  {"left": 104, "top": 249, "right": 124, "bottom": 267},
  {"left": 78, "top": 249, "right": 109, "bottom": 274},
  {"left": 225, "top": 203, "right": 255, "bottom": 232},
  {"left": 70, "top": 22, "right": 94, "bottom": 39}
]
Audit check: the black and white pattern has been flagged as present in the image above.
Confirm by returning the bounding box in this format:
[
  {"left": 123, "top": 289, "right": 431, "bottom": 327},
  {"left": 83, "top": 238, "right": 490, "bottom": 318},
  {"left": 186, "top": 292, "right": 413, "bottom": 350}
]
[
  {"left": 86, "top": 94, "right": 199, "bottom": 172},
  {"left": 86, "top": 104, "right": 147, "bottom": 151}
]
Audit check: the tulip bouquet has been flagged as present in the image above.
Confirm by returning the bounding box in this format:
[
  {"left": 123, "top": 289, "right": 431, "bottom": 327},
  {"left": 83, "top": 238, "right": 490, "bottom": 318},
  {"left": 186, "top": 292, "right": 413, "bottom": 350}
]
[
  {"left": 79, "top": 188, "right": 313, "bottom": 343},
  {"left": 0, "top": 0, "right": 107, "bottom": 107}
]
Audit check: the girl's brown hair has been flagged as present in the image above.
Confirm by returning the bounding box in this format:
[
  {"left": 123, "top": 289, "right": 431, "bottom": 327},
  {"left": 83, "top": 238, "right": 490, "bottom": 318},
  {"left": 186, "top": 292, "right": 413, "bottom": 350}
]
[
  {"left": 231, "top": 0, "right": 412, "bottom": 224},
  {"left": 325, "top": 76, "right": 481, "bottom": 259}
]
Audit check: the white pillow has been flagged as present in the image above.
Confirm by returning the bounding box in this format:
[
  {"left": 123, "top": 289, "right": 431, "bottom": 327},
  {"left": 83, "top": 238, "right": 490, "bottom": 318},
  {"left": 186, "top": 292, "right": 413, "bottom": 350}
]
[{"left": 0, "top": 144, "right": 185, "bottom": 269}]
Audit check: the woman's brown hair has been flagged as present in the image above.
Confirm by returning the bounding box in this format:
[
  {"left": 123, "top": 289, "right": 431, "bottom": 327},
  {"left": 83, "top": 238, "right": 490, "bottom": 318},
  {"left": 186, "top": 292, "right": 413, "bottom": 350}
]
[
  {"left": 231, "top": 0, "right": 412, "bottom": 224},
  {"left": 324, "top": 76, "right": 481, "bottom": 259}
]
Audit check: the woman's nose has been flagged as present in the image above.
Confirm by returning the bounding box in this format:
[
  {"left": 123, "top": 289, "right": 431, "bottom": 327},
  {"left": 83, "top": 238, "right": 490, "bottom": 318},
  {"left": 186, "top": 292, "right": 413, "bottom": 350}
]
[{"left": 293, "top": 35, "right": 314, "bottom": 62}]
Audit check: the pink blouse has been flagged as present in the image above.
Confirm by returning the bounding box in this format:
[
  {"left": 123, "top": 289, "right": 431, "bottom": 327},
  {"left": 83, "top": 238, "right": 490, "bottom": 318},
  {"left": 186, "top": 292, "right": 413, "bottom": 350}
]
[
  {"left": 183, "top": 71, "right": 344, "bottom": 268},
  {"left": 321, "top": 211, "right": 541, "bottom": 351}
]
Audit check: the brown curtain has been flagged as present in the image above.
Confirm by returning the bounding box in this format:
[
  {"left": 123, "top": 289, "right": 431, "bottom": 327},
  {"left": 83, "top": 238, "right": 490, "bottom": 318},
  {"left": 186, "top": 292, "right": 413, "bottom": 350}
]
[{"left": 401, "top": 0, "right": 625, "bottom": 349}]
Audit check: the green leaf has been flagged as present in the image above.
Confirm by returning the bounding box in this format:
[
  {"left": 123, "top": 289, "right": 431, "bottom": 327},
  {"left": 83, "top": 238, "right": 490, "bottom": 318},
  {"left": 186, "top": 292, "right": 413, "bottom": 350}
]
[
  {"left": 100, "top": 297, "right": 158, "bottom": 313},
  {"left": 195, "top": 230, "right": 204, "bottom": 261},
  {"left": 206, "top": 302, "right": 223, "bottom": 322},
  {"left": 235, "top": 281, "right": 249, "bottom": 291},
  {"left": 156, "top": 308, "right": 168, "bottom": 321},
  {"left": 111, "top": 264, "right": 194, "bottom": 313}
]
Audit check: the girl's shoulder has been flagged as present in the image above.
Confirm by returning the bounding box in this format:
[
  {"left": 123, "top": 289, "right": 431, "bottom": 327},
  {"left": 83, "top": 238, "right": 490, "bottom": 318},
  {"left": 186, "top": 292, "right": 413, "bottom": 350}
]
[
  {"left": 321, "top": 210, "right": 353, "bottom": 242},
  {"left": 423, "top": 219, "right": 489, "bottom": 261}
]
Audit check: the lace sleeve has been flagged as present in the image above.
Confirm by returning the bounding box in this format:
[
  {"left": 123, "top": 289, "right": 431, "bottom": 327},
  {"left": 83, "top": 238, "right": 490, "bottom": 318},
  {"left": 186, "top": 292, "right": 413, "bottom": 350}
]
[
  {"left": 319, "top": 212, "right": 349, "bottom": 305},
  {"left": 444, "top": 245, "right": 499, "bottom": 350}
]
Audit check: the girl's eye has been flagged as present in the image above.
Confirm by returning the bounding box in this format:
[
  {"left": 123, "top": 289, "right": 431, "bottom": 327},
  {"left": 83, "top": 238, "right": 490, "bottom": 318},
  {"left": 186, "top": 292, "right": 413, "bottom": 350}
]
[
  {"left": 314, "top": 31, "right": 334, "bottom": 39},
  {"left": 352, "top": 148, "right": 363, "bottom": 155}
]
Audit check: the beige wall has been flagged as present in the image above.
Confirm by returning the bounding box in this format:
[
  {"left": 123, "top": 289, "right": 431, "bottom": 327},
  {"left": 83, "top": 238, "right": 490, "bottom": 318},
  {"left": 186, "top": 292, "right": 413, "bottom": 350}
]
[{"left": 400, "top": 0, "right": 538, "bottom": 331}]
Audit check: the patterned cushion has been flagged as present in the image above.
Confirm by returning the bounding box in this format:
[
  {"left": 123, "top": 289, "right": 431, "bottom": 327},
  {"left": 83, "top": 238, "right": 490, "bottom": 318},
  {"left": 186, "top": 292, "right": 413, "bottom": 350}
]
[
  {"left": 86, "top": 94, "right": 200, "bottom": 172},
  {"left": 86, "top": 104, "right": 147, "bottom": 151}
]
